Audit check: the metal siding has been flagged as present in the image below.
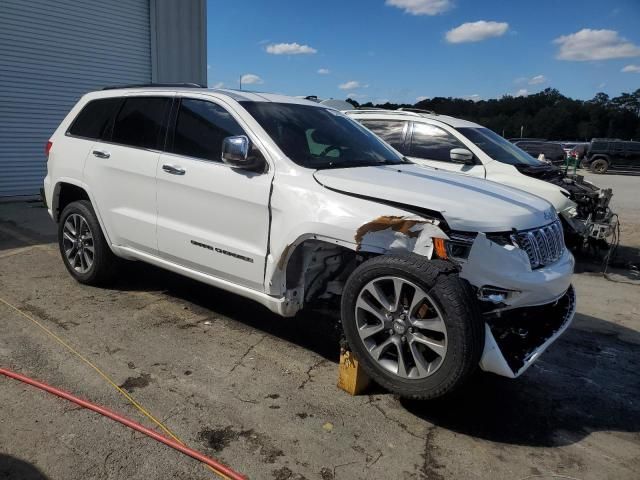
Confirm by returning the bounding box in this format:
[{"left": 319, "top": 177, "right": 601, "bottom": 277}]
[
  {"left": 0, "top": 0, "right": 152, "bottom": 197},
  {"left": 151, "top": 0, "right": 207, "bottom": 86}
]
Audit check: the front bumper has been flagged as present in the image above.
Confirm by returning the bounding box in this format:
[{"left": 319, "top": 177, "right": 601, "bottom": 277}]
[{"left": 479, "top": 285, "right": 576, "bottom": 378}]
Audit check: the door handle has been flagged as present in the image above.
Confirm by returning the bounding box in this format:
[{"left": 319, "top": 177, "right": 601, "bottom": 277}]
[
  {"left": 162, "top": 164, "right": 186, "bottom": 175},
  {"left": 92, "top": 149, "right": 110, "bottom": 159}
]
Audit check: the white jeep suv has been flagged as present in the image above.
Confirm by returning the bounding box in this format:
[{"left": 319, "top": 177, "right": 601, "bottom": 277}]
[
  {"left": 44, "top": 86, "right": 576, "bottom": 399},
  {"left": 346, "top": 108, "right": 616, "bottom": 247}
]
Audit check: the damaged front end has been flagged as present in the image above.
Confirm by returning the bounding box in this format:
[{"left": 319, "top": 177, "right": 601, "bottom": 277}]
[
  {"left": 515, "top": 164, "right": 617, "bottom": 247},
  {"left": 454, "top": 227, "right": 576, "bottom": 378},
  {"left": 479, "top": 286, "right": 576, "bottom": 377}
]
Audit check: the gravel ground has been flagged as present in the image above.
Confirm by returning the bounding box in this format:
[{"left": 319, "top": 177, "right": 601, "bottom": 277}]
[{"left": 0, "top": 180, "right": 638, "bottom": 480}]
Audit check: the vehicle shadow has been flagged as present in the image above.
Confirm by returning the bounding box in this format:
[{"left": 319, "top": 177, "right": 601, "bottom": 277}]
[
  {"left": 112, "top": 263, "right": 640, "bottom": 447},
  {"left": 0, "top": 454, "right": 49, "bottom": 479},
  {"left": 114, "top": 261, "right": 343, "bottom": 362},
  {"left": 401, "top": 312, "right": 640, "bottom": 447}
]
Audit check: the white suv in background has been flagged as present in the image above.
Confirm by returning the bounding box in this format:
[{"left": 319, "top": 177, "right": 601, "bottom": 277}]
[
  {"left": 44, "top": 86, "right": 575, "bottom": 399},
  {"left": 346, "top": 108, "right": 616, "bottom": 247}
]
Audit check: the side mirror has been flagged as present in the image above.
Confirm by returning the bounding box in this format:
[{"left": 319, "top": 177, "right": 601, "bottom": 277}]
[
  {"left": 221, "top": 135, "right": 265, "bottom": 171},
  {"left": 450, "top": 148, "right": 475, "bottom": 165}
]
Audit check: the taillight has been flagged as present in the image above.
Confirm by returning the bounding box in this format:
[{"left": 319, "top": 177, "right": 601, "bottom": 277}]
[{"left": 45, "top": 140, "right": 53, "bottom": 158}]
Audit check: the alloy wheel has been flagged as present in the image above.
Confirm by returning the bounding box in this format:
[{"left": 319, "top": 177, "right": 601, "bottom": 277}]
[
  {"left": 62, "top": 213, "right": 95, "bottom": 273},
  {"left": 354, "top": 276, "right": 448, "bottom": 379}
]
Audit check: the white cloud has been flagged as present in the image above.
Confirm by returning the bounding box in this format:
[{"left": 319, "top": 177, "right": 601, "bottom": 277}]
[
  {"left": 416, "top": 95, "right": 429, "bottom": 102},
  {"left": 465, "top": 94, "right": 481, "bottom": 101},
  {"left": 528, "top": 74, "right": 547, "bottom": 85},
  {"left": 346, "top": 92, "right": 368, "bottom": 99},
  {"left": 317, "top": 68, "right": 330, "bottom": 75},
  {"left": 598, "top": 82, "right": 607, "bottom": 88},
  {"left": 386, "top": 0, "right": 452, "bottom": 16},
  {"left": 339, "top": 80, "right": 368, "bottom": 90},
  {"left": 622, "top": 64, "right": 640, "bottom": 73},
  {"left": 266, "top": 42, "right": 317, "bottom": 55},
  {"left": 241, "top": 74, "right": 263, "bottom": 85},
  {"left": 446, "top": 21, "right": 509, "bottom": 44},
  {"left": 211, "top": 81, "right": 224, "bottom": 89},
  {"left": 554, "top": 29, "right": 640, "bottom": 61},
  {"left": 514, "top": 88, "right": 529, "bottom": 97}
]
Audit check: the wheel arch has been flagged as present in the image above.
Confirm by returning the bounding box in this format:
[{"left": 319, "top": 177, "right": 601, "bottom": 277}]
[{"left": 52, "top": 180, "right": 114, "bottom": 248}]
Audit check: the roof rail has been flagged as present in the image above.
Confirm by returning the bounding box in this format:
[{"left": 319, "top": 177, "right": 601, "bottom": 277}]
[
  {"left": 101, "top": 83, "right": 206, "bottom": 90},
  {"left": 397, "top": 107, "right": 437, "bottom": 115},
  {"left": 343, "top": 108, "right": 424, "bottom": 117}
]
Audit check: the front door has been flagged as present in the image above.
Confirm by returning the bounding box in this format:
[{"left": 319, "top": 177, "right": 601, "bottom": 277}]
[
  {"left": 406, "top": 122, "right": 486, "bottom": 178},
  {"left": 156, "top": 97, "right": 272, "bottom": 290}
]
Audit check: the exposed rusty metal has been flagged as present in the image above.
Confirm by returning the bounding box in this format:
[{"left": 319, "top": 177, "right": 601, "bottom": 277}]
[{"left": 354, "top": 215, "right": 427, "bottom": 245}]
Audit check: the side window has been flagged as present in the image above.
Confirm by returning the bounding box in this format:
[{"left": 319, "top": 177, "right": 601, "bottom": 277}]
[
  {"left": 68, "top": 98, "right": 121, "bottom": 140},
  {"left": 111, "top": 97, "right": 171, "bottom": 149},
  {"left": 359, "top": 120, "right": 408, "bottom": 152},
  {"left": 409, "top": 123, "right": 464, "bottom": 162},
  {"left": 172, "top": 99, "right": 245, "bottom": 161}
]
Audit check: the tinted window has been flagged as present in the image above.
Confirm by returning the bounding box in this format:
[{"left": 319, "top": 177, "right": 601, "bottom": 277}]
[
  {"left": 626, "top": 142, "right": 640, "bottom": 152},
  {"left": 68, "top": 98, "right": 121, "bottom": 139},
  {"left": 591, "top": 142, "right": 608, "bottom": 151},
  {"left": 409, "top": 123, "right": 464, "bottom": 162},
  {"left": 241, "top": 102, "right": 403, "bottom": 169},
  {"left": 172, "top": 99, "right": 245, "bottom": 161},
  {"left": 111, "top": 97, "right": 170, "bottom": 149},
  {"left": 457, "top": 127, "right": 541, "bottom": 166},
  {"left": 359, "top": 120, "right": 407, "bottom": 152}
]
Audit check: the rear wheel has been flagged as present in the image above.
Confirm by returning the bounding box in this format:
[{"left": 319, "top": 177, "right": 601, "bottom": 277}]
[
  {"left": 341, "top": 255, "right": 484, "bottom": 399},
  {"left": 58, "top": 200, "right": 119, "bottom": 286},
  {"left": 590, "top": 158, "right": 608, "bottom": 174}
]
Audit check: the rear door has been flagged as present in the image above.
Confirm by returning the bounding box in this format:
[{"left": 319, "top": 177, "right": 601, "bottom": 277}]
[
  {"left": 609, "top": 142, "right": 626, "bottom": 168},
  {"left": 406, "top": 122, "right": 486, "bottom": 177},
  {"left": 156, "top": 96, "right": 272, "bottom": 290},
  {"left": 84, "top": 94, "right": 172, "bottom": 253}
]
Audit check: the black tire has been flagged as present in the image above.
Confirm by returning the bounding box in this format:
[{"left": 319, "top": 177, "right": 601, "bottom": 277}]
[
  {"left": 58, "top": 200, "right": 119, "bottom": 286},
  {"left": 341, "top": 255, "right": 484, "bottom": 400},
  {"left": 590, "top": 158, "right": 608, "bottom": 174}
]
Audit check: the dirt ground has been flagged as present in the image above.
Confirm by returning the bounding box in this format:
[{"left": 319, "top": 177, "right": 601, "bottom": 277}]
[{"left": 1, "top": 176, "right": 638, "bottom": 480}]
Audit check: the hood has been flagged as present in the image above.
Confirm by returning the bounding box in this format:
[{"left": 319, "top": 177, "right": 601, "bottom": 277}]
[
  {"left": 314, "top": 164, "right": 555, "bottom": 232},
  {"left": 484, "top": 163, "right": 576, "bottom": 213}
]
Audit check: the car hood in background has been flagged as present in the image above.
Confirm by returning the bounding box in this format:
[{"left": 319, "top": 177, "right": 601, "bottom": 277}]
[{"left": 314, "top": 164, "right": 555, "bottom": 232}]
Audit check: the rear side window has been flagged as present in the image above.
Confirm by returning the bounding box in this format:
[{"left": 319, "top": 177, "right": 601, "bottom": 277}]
[
  {"left": 359, "top": 120, "right": 408, "bottom": 152},
  {"left": 626, "top": 142, "right": 640, "bottom": 152},
  {"left": 68, "top": 98, "right": 121, "bottom": 139},
  {"left": 111, "top": 97, "right": 171, "bottom": 149},
  {"left": 591, "top": 142, "right": 608, "bottom": 151},
  {"left": 409, "top": 123, "right": 465, "bottom": 162},
  {"left": 171, "top": 99, "right": 245, "bottom": 161}
]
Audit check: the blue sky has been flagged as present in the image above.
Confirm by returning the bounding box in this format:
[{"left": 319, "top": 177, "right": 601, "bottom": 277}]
[{"left": 206, "top": 0, "right": 640, "bottom": 103}]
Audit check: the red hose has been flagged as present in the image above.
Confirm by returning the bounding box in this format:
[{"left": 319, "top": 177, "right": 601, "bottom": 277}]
[{"left": 0, "top": 367, "right": 246, "bottom": 480}]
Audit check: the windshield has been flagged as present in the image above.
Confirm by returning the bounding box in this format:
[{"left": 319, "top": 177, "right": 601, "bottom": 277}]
[
  {"left": 457, "top": 127, "right": 543, "bottom": 166},
  {"left": 241, "top": 101, "right": 404, "bottom": 169}
]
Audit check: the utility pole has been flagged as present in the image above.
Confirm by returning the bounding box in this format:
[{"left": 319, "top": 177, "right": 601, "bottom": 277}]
[
  {"left": 239, "top": 75, "right": 242, "bottom": 91},
  {"left": 520, "top": 125, "right": 524, "bottom": 138}
]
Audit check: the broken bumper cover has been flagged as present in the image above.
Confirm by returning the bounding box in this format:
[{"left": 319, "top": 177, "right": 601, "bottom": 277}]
[{"left": 479, "top": 285, "right": 576, "bottom": 378}]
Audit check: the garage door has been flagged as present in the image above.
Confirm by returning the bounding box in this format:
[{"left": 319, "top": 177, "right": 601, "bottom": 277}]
[{"left": 0, "top": 0, "right": 152, "bottom": 197}]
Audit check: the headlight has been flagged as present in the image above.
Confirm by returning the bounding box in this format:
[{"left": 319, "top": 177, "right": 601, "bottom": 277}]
[
  {"left": 562, "top": 206, "right": 578, "bottom": 218},
  {"left": 433, "top": 233, "right": 476, "bottom": 261}
]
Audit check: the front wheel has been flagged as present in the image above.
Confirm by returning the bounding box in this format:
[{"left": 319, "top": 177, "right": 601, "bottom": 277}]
[{"left": 341, "top": 255, "right": 484, "bottom": 399}]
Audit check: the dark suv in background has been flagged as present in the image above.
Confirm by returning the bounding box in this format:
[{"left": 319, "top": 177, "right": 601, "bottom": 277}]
[
  {"left": 513, "top": 140, "right": 567, "bottom": 165},
  {"left": 583, "top": 139, "right": 640, "bottom": 174}
]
